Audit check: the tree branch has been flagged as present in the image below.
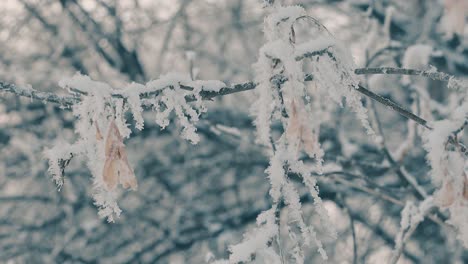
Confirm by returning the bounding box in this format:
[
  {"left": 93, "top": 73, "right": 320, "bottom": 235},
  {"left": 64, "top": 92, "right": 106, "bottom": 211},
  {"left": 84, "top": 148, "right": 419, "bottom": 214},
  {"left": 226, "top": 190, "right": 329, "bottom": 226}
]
[
  {"left": 1, "top": 67, "right": 458, "bottom": 131},
  {"left": 0, "top": 80, "right": 77, "bottom": 107},
  {"left": 354, "top": 84, "right": 431, "bottom": 129},
  {"left": 354, "top": 67, "right": 465, "bottom": 89}
]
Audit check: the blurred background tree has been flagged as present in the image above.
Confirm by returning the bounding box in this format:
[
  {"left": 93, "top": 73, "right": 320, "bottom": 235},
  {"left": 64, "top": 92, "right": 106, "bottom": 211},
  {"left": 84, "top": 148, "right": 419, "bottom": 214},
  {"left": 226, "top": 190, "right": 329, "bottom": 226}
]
[{"left": 0, "top": 0, "right": 467, "bottom": 263}]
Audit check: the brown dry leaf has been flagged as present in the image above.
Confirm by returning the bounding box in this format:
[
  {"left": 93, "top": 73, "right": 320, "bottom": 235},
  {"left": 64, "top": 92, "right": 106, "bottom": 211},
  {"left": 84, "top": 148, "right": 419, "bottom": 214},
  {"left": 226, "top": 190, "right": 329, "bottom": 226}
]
[
  {"left": 286, "top": 100, "right": 301, "bottom": 152},
  {"left": 463, "top": 175, "right": 468, "bottom": 201},
  {"left": 103, "top": 159, "right": 119, "bottom": 190},
  {"left": 95, "top": 122, "right": 103, "bottom": 141},
  {"left": 438, "top": 181, "right": 455, "bottom": 207},
  {"left": 102, "top": 120, "right": 138, "bottom": 191},
  {"left": 300, "top": 115, "right": 316, "bottom": 157},
  {"left": 285, "top": 99, "right": 317, "bottom": 158},
  {"left": 117, "top": 144, "right": 138, "bottom": 189}
]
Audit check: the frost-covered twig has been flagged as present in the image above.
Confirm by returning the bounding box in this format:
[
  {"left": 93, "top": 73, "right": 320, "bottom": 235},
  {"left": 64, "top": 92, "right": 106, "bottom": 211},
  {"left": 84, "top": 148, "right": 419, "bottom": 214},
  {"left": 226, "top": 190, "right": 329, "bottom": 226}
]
[
  {"left": 355, "top": 84, "right": 431, "bottom": 129},
  {"left": 355, "top": 67, "right": 466, "bottom": 89},
  {"left": 355, "top": 67, "right": 450, "bottom": 80},
  {"left": 0, "top": 80, "right": 78, "bottom": 107},
  {"left": 45, "top": 145, "right": 75, "bottom": 189},
  {"left": 389, "top": 199, "right": 434, "bottom": 264},
  {"left": 0, "top": 78, "right": 255, "bottom": 107}
]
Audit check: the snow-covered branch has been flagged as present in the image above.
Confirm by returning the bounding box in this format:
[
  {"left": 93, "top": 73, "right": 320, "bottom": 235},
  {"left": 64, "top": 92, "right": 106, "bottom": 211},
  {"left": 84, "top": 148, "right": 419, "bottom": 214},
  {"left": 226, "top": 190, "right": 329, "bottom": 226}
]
[
  {"left": 1, "top": 67, "right": 458, "bottom": 131},
  {"left": 355, "top": 67, "right": 466, "bottom": 89},
  {"left": 0, "top": 80, "right": 78, "bottom": 107}
]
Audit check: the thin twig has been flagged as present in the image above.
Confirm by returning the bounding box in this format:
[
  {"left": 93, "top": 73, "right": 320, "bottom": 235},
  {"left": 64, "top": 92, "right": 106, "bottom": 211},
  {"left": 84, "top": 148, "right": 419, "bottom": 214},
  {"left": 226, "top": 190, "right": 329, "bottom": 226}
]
[
  {"left": 354, "top": 67, "right": 465, "bottom": 89},
  {"left": 342, "top": 201, "right": 358, "bottom": 264},
  {"left": 0, "top": 81, "right": 78, "bottom": 107},
  {"left": 355, "top": 84, "right": 431, "bottom": 129},
  {"left": 319, "top": 172, "right": 446, "bottom": 228},
  {"left": 368, "top": 91, "right": 430, "bottom": 197},
  {"left": 388, "top": 214, "right": 424, "bottom": 264}
]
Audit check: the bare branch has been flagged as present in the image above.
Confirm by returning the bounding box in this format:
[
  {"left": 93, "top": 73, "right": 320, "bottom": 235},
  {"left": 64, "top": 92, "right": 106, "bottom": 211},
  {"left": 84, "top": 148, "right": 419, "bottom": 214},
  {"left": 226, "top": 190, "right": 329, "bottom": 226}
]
[{"left": 355, "top": 84, "right": 431, "bottom": 129}]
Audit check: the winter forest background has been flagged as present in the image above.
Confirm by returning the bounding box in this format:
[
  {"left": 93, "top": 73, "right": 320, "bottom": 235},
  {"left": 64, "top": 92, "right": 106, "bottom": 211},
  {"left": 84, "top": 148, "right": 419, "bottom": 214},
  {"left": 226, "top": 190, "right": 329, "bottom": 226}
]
[{"left": 0, "top": 0, "right": 467, "bottom": 263}]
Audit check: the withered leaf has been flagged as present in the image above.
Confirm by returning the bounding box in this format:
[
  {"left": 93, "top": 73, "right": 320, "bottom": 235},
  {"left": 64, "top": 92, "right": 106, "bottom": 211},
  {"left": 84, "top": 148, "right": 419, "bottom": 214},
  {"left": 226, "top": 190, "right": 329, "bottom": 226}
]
[
  {"left": 95, "top": 122, "right": 103, "bottom": 141},
  {"left": 102, "top": 120, "right": 138, "bottom": 191},
  {"left": 285, "top": 99, "right": 317, "bottom": 158},
  {"left": 438, "top": 181, "right": 455, "bottom": 207},
  {"left": 463, "top": 176, "right": 468, "bottom": 201}
]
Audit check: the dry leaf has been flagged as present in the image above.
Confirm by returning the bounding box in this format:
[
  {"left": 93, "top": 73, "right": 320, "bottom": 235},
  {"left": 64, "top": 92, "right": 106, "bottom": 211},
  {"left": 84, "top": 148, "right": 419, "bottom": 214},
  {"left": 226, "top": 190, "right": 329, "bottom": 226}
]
[
  {"left": 286, "top": 100, "right": 301, "bottom": 152},
  {"left": 463, "top": 175, "right": 468, "bottom": 201},
  {"left": 103, "top": 158, "right": 119, "bottom": 190},
  {"left": 301, "top": 117, "right": 317, "bottom": 158},
  {"left": 102, "top": 120, "right": 138, "bottom": 191},
  {"left": 95, "top": 122, "right": 103, "bottom": 141},
  {"left": 286, "top": 99, "right": 317, "bottom": 158},
  {"left": 438, "top": 181, "right": 455, "bottom": 207}
]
